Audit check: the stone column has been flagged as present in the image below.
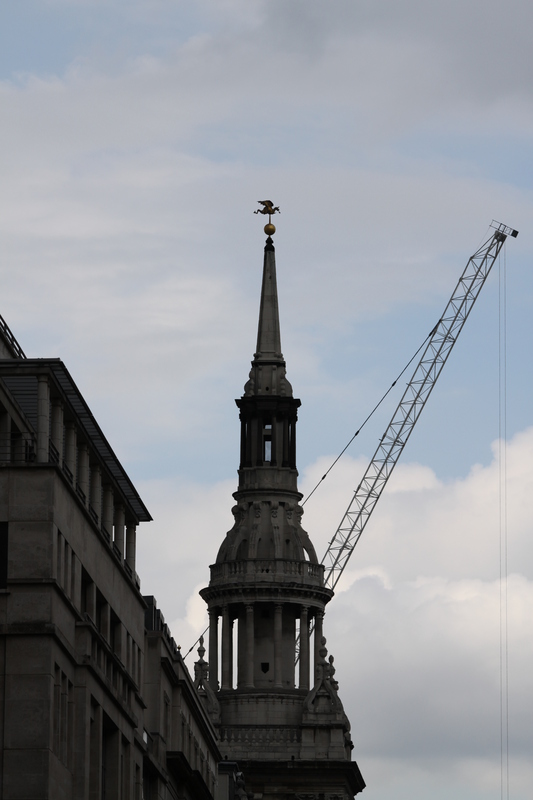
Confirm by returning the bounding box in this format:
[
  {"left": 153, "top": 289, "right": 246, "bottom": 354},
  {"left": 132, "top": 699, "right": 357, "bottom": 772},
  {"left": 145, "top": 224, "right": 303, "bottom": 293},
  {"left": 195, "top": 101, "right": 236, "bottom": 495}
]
[
  {"left": 221, "top": 606, "right": 232, "bottom": 690},
  {"left": 102, "top": 485, "right": 114, "bottom": 539},
  {"left": 274, "top": 604, "right": 283, "bottom": 688},
  {"left": 240, "top": 419, "right": 247, "bottom": 468},
  {"left": 256, "top": 414, "right": 263, "bottom": 466},
  {"left": 282, "top": 417, "right": 289, "bottom": 467},
  {"left": 90, "top": 464, "right": 102, "bottom": 521},
  {"left": 245, "top": 604, "right": 255, "bottom": 688},
  {"left": 289, "top": 417, "right": 297, "bottom": 469},
  {"left": 245, "top": 417, "right": 252, "bottom": 466},
  {"left": 37, "top": 375, "right": 50, "bottom": 463},
  {"left": 51, "top": 398, "right": 64, "bottom": 465},
  {"left": 299, "top": 606, "right": 310, "bottom": 690},
  {"left": 114, "top": 504, "right": 125, "bottom": 558},
  {"left": 78, "top": 444, "right": 90, "bottom": 504},
  {"left": 314, "top": 610, "right": 324, "bottom": 684},
  {"left": 208, "top": 610, "right": 219, "bottom": 691},
  {"left": 0, "top": 409, "right": 10, "bottom": 463},
  {"left": 270, "top": 418, "right": 277, "bottom": 466},
  {"left": 64, "top": 422, "right": 77, "bottom": 480},
  {"left": 126, "top": 523, "right": 136, "bottom": 572}
]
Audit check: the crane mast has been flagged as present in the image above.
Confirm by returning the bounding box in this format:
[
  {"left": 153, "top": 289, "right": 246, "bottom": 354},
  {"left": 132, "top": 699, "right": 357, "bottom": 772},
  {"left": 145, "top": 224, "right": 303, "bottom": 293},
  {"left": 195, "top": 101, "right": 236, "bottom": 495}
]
[{"left": 320, "top": 220, "right": 518, "bottom": 593}]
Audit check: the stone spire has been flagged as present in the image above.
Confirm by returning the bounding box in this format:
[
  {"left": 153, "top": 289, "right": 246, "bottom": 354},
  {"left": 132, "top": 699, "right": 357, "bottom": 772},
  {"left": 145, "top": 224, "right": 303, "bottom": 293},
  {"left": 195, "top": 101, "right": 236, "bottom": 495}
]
[
  {"left": 243, "top": 236, "right": 293, "bottom": 399},
  {"left": 255, "top": 238, "right": 282, "bottom": 363},
  {"left": 199, "top": 221, "right": 365, "bottom": 799}
]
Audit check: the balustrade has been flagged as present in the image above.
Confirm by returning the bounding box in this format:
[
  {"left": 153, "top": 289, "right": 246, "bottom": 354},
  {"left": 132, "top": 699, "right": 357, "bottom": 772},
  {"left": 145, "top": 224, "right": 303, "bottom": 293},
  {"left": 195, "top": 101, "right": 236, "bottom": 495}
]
[{"left": 210, "top": 558, "right": 324, "bottom": 586}]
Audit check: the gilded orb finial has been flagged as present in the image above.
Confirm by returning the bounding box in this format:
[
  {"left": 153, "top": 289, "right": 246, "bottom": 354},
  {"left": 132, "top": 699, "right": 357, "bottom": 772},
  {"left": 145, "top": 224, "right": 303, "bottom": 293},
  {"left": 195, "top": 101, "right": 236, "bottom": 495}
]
[{"left": 254, "top": 200, "right": 280, "bottom": 236}]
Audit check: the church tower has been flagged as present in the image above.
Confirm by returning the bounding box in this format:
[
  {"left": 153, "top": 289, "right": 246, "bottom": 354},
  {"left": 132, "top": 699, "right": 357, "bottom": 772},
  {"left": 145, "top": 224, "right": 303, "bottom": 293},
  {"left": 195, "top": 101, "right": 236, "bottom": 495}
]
[{"left": 199, "top": 220, "right": 365, "bottom": 799}]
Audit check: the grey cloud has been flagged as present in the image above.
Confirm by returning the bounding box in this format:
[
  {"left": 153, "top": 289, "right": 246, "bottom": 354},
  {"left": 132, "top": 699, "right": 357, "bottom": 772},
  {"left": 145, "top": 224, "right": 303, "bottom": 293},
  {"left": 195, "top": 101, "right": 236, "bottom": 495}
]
[
  {"left": 328, "top": 573, "right": 533, "bottom": 762},
  {"left": 3, "top": 0, "right": 533, "bottom": 165}
]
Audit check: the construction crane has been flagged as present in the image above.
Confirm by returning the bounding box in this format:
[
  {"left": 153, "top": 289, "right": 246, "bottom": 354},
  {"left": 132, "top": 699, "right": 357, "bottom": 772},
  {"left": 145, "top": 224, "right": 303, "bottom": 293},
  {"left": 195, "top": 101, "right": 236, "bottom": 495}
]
[
  {"left": 293, "top": 220, "right": 518, "bottom": 662},
  {"left": 320, "top": 220, "right": 518, "bottom": 592}
]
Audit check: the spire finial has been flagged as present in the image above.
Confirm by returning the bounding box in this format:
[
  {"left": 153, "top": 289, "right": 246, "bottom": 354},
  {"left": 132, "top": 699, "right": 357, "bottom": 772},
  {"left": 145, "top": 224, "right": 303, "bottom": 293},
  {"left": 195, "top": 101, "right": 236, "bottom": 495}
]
[{"left": 254, "top": 200, "right": 280, "bottom": 237}]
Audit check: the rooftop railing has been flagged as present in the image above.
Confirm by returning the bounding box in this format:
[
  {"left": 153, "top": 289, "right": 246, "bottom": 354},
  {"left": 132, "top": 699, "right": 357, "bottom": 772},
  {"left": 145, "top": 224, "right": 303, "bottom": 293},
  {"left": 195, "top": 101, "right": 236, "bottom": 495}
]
[{"left": 0, "top": 315, "right": 26, "bottom": 359}]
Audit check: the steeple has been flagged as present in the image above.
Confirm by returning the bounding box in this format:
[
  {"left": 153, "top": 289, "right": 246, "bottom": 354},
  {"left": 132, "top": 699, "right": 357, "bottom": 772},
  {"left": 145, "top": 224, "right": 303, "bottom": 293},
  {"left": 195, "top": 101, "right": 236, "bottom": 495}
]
[
  {"left": 199, "top": 216, "right": 365, "bottom": 799},
  {"left": 244, "top": 236, "right": 292, "bottom": 398},
  {"left": 236, "top": 235, "right": 301, "bottom": 505},
  {"left": 255, "top": 239, "right": 283, "bottom": 364}
]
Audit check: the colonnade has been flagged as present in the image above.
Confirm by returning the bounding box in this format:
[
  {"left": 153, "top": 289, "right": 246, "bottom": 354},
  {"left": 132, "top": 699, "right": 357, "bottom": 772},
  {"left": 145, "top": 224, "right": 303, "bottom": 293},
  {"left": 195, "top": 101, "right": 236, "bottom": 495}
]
[
  {"left": 239, "top": 412, "right": 298, "bottom": 470},
  {"left": 208, "top": 603, "right": 324, "bottom": 692},
  {"left": 17, "top": 374, "right": 137, "bottom": 571}
]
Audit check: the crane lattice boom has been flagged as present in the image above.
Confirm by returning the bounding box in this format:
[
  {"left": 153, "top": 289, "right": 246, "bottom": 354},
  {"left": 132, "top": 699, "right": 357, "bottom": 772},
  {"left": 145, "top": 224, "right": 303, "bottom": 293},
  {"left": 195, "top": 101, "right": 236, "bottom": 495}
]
[
  {"left": 293, "top": 222, "right": 517, "bottom": 664},
  {"left": 321, "top": 221, "right": 518, "bottom": 593}
]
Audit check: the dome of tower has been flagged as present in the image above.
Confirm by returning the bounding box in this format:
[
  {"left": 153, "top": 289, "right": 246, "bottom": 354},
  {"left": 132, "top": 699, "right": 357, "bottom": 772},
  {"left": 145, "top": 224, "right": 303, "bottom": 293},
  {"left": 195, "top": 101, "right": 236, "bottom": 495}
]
[{"left": 215, "top": 498, "right": 318, "bottom": 564}]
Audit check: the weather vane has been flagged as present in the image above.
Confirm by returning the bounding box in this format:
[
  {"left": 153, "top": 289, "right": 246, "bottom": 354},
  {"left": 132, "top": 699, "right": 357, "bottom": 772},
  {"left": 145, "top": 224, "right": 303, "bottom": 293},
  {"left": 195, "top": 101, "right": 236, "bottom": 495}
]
[{"left": 254, "top": 200, "right": 280, "bottom": 236}]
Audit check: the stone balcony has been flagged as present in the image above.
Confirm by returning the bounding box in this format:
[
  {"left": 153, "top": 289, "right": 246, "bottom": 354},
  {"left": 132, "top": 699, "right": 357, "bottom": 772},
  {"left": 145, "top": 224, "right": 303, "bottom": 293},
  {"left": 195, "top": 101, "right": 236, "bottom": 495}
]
[{"left": 209, "top": 559, "right": 325, "bottom": 588}]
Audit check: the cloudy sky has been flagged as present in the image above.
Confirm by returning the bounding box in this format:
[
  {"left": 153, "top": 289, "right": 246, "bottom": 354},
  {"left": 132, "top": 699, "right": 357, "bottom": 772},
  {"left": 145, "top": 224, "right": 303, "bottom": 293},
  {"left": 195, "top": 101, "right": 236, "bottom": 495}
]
[{"left": 1, "top": 1, "right": 532, "bottom": 797}]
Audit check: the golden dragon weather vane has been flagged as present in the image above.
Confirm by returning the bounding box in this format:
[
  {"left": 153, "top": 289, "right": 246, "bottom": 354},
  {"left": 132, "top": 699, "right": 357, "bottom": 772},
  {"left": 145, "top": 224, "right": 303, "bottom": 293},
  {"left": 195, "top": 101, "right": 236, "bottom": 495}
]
[{"left": 254, "top": 200, "right": 280, "bottom": 236}]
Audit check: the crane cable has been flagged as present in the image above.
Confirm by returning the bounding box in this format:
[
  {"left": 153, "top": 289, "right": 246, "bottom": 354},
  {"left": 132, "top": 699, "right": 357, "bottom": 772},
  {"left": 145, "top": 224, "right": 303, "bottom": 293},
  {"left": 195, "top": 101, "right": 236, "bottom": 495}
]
[
  {"left": 182, "top": 626, "right": 209, "bottom": 661},
  {"left": 499, "top": 244, "right": 510, "bottom": 800},
  {"left": 301, "top": 322, "right": 441, "bottom": 507}
]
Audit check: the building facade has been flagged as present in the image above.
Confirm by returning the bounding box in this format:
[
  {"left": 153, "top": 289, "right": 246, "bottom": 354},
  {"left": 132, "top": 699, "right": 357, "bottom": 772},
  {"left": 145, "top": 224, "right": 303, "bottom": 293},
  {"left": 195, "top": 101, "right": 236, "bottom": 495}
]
[
  {"left": 200, "top": 234, "right": 365, "bottom": 799},
  {"left": 0, "top": 315, "right": 240, "bottom": 800}
]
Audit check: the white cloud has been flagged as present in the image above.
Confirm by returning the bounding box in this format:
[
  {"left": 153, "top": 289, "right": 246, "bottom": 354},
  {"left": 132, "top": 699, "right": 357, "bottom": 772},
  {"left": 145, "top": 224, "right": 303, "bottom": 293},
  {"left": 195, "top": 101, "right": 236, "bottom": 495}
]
[{"left": 301, "top": 427, "right": 533, "bottom": 586}]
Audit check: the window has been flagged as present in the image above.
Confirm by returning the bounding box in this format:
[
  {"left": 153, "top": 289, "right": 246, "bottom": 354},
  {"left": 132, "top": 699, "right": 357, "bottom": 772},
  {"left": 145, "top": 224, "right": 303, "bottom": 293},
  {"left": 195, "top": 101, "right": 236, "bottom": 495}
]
[
  {"left": 56, "top": 531, "right": 63, "bottom": 587},
  {"left": 263, "top": 421, "right": 272, "bottom": 463},
  {"left": 70, "top": 549, "right": 76, "bottom": 600},
  {"left": 163, "top": 692, "right": 170, "bottom": 741},
  {"left": 110, "top": 611, "right": 121, "bottom": 657},
  {"left": 0, "top": 522, "right": 8, "bottom": 589},
  {"left": 81, "top": 568, "right": 93, "bottom": 617},
  {"left": 53, "top": 664, "right": 73, "bottom": 769},
  {"left": 102, "top": 713, "right": 119, "bottom": 800}
]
